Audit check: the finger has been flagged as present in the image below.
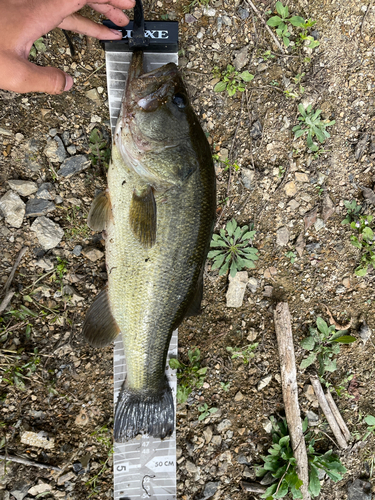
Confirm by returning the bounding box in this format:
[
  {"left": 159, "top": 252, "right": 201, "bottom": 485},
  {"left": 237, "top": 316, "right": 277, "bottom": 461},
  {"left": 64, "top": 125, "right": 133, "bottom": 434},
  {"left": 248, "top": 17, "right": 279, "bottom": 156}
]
[
  {"left": 0, "top": 53, "right": 73, "bottom": 94},
  {"left": 88, "top": 3, "right": 132, "bottom": 26},
  {"left": 58, "top": 13, "right": 125, "bottom": 38}
]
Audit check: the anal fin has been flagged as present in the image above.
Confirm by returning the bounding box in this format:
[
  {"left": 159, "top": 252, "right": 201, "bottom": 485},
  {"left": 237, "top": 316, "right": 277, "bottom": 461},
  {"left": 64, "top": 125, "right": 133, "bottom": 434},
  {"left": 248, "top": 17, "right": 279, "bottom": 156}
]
[
  {"left": 82, "top": 287, "right": 120, "bottom": 347},
  {"left": 129, "top": 185, "right": 157, "bottom": 248},
  {"left": 87, "top": 190, "right": 112, "bottom": 232}
]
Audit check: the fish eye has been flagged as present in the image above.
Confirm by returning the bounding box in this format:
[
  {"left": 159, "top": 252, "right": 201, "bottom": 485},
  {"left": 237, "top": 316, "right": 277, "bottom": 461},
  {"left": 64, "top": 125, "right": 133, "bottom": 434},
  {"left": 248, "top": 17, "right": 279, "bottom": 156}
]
[{"left": 172, "top": 93, "right": 187, "bottom": 109}]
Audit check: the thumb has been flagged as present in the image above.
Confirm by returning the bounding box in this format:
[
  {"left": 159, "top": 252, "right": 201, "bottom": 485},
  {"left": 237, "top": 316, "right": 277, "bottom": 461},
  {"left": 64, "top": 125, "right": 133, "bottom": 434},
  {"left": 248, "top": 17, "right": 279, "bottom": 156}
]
[{"left": 0, "top": 53, "right": 73, "bottom": 94}]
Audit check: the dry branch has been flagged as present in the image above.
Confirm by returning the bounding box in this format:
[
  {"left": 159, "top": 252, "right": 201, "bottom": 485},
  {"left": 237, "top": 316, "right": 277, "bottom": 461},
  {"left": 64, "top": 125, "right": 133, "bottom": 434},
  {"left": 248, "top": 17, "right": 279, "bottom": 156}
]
[
  {"left": 245, "top": 0, "right": 285, "bottom": 54},
  {"left": 325, "top": 389, "right": 351, "bottom": 442},
  {"left": 0, "top": 453, "right": 61, "bottom": 471},
  {"left": 310, "top": 376, "right": 348, "bottom": 449},
  {"left": 1, "top": 246, "right": 27, "bottom": 297},
  {"left": 274, "top": 302, "right": 311, "bottom": 500}
]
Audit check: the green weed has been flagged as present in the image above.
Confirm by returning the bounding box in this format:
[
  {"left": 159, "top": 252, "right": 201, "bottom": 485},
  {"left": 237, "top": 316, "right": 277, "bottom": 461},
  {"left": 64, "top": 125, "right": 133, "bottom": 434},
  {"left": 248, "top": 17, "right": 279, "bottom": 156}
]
[
  {"left": 348, "top": 213, "right": 375, "bottom": 276},
  {"left": 213, "top": 65, "right": 254, "bottom": 97},
  {"left": 220, "top": 381, "right": 230, "bottom": 392},
  {"left": 208, "top": 219, "right": 259, "bottom": 277},
  {"left": 300, "top": 317, "right": 356, "bottom": 377},
  {"left": 198, "top": 403, "right": 218, "bottom": 421},
  {"left": 342, "top": 200, "right": 363, "bottom": 225},
  {"left": 1, "top": 349, "right": 40, "bottom": 390},
  {"left": 29, "top": 37, "right": 47, "bottom": 58},
  {"left": 169, "top": 348, "right": 207, "bottom": 404},
  {"left": 86, "top": 425, "right": 114, "bottom": 497},
  {"left": 226, "top": 343, "right": 258, "bottom": 364},
  {"left": 183, "top": 0, "right": 210, "bottom": 13},
  {"left": 285, "top": 251, "right": 297, "bottom": 264},
  {"left": 89, "top": 129, "right": 110, "bottom": 169},
  {"left": 363, "top": 415, "right": 375, "bottom": 441},
  {"left": 293, "top": 104, "right": 335, "bottom": 152},
  {"left": 212, "top": 154, "right": 240, "bottom": 173}
]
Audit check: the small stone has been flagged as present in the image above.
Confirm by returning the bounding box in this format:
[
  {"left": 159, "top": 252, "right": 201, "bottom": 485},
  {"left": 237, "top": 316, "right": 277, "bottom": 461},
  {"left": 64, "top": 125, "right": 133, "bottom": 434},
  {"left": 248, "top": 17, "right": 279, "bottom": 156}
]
[
  {"left": 49, "top": 128, "right": 58, "bottom": 137},
  {"left": 237, "top": 7, "right": 249, "bottom": 19},
  {"left": 58, "top": 155, "right": 90, "bottom": 178},
  {"left": 314, "top": 218, "right": 325, "bottom": 231},
  {"left": 202, "top": 481, "right": 219, "bottom": 499},
  {"left": 217, "top": 419, "right": 231, "bottom": 432},
  {"left": 10, "top": 482, "right": 30, "bottom": 500},
  {"left": 359, "top": 322, "right": 372, "bottom": 345},
  {"left": 336, "top": 286, "right": 346, "bottom": 295},
  {"left": 304, "top": 206, "right": 319, "bottom": 229},
  {"left": 226, "top": 271, "right": 248, "bottom": 307},
  {"left": 28, "top": 483, "right": 52, "bottom": 496},
  {"left": 44, "top": 136, "right": 67, "bottom": 163},
  {"left": 263, "top": 420, "right": 272, "bottom": 433},
  {"left": 0, "top": 127, "right": 13, "bottom": 136},
  {"left": 202, "top": 6, "right": 216, "bottom": 16},
  {"left": 85, "top": 88, "right": 101, "bottom": 104},
  {"left": 276, "top": 226, "right": 290, "bottom": 246},
  {"left": 211, "top": 435, "right": 222, "bottom": 446},
  {"left": 263, "top": 286, "right": 273, "bottom": 297},
  {"left": 203, "top": 426, "right": 213, "bottom": 444},
  {"left": 67, "top": 144, "right": 77, "bottom": 155},
  {"left": 234, "top": 391, "right": 244, "bottom": 401},
  {"left": 295, "top": 232, "right": 305, "bottom": 257},
  {"left": 288, "top": 199, "right": 300, "bottom": 210},
  {"left": 72, "top": 245, "right": 82, "bottom": 256},
  {"left": 247, "top": 277, "right": 258, "bottom": 293},
  {"left": 75, "top": 407, "right": 90, "bottom": 426},
  {"left": 257, "top": 374, "right": 272, "bottom": 391},
  {"left": 31, "top": 216, "right": 64, "bottom": 250},
  {"left": 25, "top": 199, "right": 55, "bottom": 217},
  {"left": 322, "top": 192, "right": 335, "bottom": 222},
  {"left": 185, "top": 13, "right": 197, "bottom": 23},
  {"left": 91, "top": 114, "right": 102, "bottom": 123},
  {"left": 342, "top": 277, "right": 351, "bottom": 288},
  {"left": 250, "top": 120, "right": 262, "bottom": 140},
  {"left": 306, "top": 410, "right": 319, "bottom": 426},
  {"left": 304, "top": 385, "right": 318, "bottom": 406},
  {"left": 21, "top": 431, "right": 54, "bottom": 449},
  {"left": 36, "top": 258, "right": 54, "bottom": 271},
  {"left": 7, "top": 179, "right": 38, "bottom": 196},
  {"left": 72, "top": 462, "right": 83, "bottom": 473},
  {"left": 185, "top": 460, "right": 198, "bottom": 474},
  {"left": 0, "top": 191, "right": 25, "bottom": 228},
  {"left": 295, "top": 172, "right": 309, "bottom": 183},
  {"left": 241, "top": 168, "right": 255, "bottom": 189},
  {"left": 81, "top": 247, "right": 104, "bottom": 262},
  {"left": 233, "top": 45, "right": 249, "bottom": 71},
  {"left": 36, "top": 182, "right": 56, "bottom": 200},
  {"left": 57, "top": 472, "right": 75, "bottom": 486},
  {"left": 284, "top": 181, "right": 297, "bottom": 196},
  {"left": 347, "top": 479, "right": 372, "bottom": 500}
]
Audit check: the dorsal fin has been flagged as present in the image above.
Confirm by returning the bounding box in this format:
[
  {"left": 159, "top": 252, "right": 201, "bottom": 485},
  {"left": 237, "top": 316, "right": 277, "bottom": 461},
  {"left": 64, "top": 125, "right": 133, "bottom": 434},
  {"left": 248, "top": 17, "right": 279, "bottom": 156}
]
[{"left": 129, "top": 185, "right": 157, "bottom": 248}]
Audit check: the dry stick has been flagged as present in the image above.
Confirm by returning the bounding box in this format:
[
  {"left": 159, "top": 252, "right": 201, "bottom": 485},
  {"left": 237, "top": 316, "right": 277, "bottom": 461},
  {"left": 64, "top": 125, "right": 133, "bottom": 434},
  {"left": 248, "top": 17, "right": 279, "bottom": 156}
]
[
  {"left": 1, "top": 247, "right": 27, "bottom": 297},
  {"left": 245, "top": 0, "right": 285, "bottom": 54},
  {"left": 274, "top": 302, "right": 311, "bottom": 500},
  {"left": 325, "top": 389, "right": 351, "bottom": 442},
  {"left": 0, "top": 454, "right": 61, "bottom": 472},
  {"left": 310, "top": 376, "right": 348, "bottom": 449},
  {"left": 0, "top": 291, "right": 15, "bottom": 316}
]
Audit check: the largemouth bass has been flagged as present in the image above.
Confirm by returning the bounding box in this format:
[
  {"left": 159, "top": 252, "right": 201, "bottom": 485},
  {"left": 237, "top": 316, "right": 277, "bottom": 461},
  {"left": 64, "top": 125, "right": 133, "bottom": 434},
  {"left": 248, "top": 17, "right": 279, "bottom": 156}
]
[{"left": 83, "top": 51, "right": 216, "bottom": 441}]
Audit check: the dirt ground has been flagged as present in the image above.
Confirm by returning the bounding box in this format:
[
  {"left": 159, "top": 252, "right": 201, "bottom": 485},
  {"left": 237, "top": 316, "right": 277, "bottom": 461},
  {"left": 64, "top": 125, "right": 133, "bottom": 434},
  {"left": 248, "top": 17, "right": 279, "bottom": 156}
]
[{"left": 0, "top": 0, "right": 375, "bottom": 499}]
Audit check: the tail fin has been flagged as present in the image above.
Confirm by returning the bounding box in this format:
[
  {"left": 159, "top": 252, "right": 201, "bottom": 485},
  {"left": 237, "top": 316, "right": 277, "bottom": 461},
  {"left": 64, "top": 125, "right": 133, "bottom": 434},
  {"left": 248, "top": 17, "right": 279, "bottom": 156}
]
[{"left": 114, "top": 377, "right": 174, "bottom": 442}]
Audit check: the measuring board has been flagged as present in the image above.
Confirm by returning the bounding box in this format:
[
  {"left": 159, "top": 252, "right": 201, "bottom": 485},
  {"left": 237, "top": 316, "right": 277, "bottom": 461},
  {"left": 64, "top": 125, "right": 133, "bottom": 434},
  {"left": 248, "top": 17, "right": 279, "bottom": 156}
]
[{"left": 102, "top": 16, "right": 179, "bottom": 500}]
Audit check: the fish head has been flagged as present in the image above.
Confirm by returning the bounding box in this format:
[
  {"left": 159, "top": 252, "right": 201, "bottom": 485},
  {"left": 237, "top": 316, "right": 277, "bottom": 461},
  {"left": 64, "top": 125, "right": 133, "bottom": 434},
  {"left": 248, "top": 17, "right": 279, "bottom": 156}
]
[{"left": 115, "top": 52, "right": 202, "bottom": 188}]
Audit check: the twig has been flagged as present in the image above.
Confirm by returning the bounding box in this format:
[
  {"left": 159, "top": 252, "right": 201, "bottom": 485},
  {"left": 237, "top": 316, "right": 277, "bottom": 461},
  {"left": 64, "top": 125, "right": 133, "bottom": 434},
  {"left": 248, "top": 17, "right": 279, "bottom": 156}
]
[
  {"left": 245, "top": 0, "right": 285, "bottom": 54},
  {"left": 360, "top": 0, "right": 373, "bottom": 40},
  {"left": 0, "top": 454, "right": 61, "bottom": 471},
  {"left": 0, "top": 291, "right": 15, "bottom": 316},
  {"left": 274, "top": 302, "right": 311, "bottom": 500},
  {"left": 310, "top": 376, "right": 348, "bottom": 449},
  {"left": 1, "top": 247, "right": 27, "bottom": 297},
  {"left": 274, "top": 162, "right": 290, "bottom": 193},
  {"left": 325, "top": 389, "right": 351, "bottom": 442},
  {"left": 240, "top": 481, "right": 267, "bottom": 494},
  {"left": 84, "top": 63, "right": 106, "bottom": 85}
]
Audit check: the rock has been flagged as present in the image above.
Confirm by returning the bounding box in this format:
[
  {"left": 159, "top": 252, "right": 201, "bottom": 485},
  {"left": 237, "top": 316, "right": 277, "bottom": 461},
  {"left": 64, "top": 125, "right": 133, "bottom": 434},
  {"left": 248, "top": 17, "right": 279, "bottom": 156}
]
[
  {"left": 304, "top": 385, "right": 319, "bottom": 407},
  {"left": 211, "top": 435, "right": 222, "bottom": 446},
  {"left": 203, "top": 426, "right": 213, "bottom": 444},
  {"left": 362, "top": 187, "right": 375, "bottom": 205},
  {"left": 295, "top": 172, "right": 309, "bottom": 183},
  {"left": 304, "top": 206, "right": 319, "bottom": 229},
  {"left": 202, "top": 6, "right": 216, "bottom": 16},
  {"left": 322, "top": 193, "right": 335, "bottom": 222},
  {"left": 260, "top": 471, "right": 277, "bottom": 485},
  {"left": 306, "top": 410, "right": 319, "bottom": 426},
  {"left": 250, "top": 120, "right": 262, "bottom": 140},
  {"left": 10, "top": 481, "right": 30, "bottom": 500},
  {"left": 36, "top": 258, "right": 54, "bottom": 271},
  {"left": 202, "top": 481, "right": 220, "bottom": 499},
  {"left": 67, "top": 144, "right": 77, "bottom": 155},
  {"left": 44, "top": 136, "right": 67, "bottom": 163},
  {"left": 28, "top": 483, "right": 52, "bottom": 496},
  {"left": 276, "top": 226, "right": 289, "bottom": 246},
  {"left": 7, "top": 179, "right": 38, "bottom": 196},
  {"left": 347, "top": 479, "right": 372, "bottom": 500},
  {"left": 314, "top": 218, "right": 325, "bottom": 231},
  {"left": 234, "top": 391, "right": 244, "bottom": 401},
  {"left": 288, "top": 199, "right": 300, "bottom": 210},
  {"left": 257, "top": 374, "right": 272, "bottom": 391},
  {"left": 21, "top": 431, "right": 54, "bottom": 449},
  {"left": 23, "top": 138, "right": 42, "bottom": 171},
  {"left": 226, "top": 271, "right": 248, "bottom": 307},
  {"left": 85, "top": 88, "right": 101, "bottom": 105},
  {"left": 81, "top": 247, "right": 104, "bottom": 262},
  {"left": 263, "top": 286, "right": 273, "bottom": 297},
  {"left": 62, "top": 285, "right": 84, "bottom": 305},
  {"left": 237, "top": 7, "right": 249, "bottom": 19},
  {"left": 336, "top": 285, "right": 346, "bottom": 295},
  {"left": 342, "top": 277, "right": 351, "bottom": 288},
  {"left": 186, "top": 460, "right": 198, "bottom": 474},
  {"left": 233, "top": 45, "right": 249, "bottom": 71},
  {"left": 295, "top": 231, "right": 305, "bottom": 257},
  {"left": 72, "top": 245, "right": 82, "bottom": 256},
  {"left": 36, "top": 182, "right": 56, "bottom": 200},
  {"left": 359, "top": 321, "right": 372, "bottom": 345},
  {"left": 248, "top": 277, "right": 258, "bottom": 293},
  {"left": 0, "top": 127, "right": 13, "bottom": 136},
  {"left": 0, "top": 191, "right": 25, "bottom": 227},
  {"left": 263, "top": 420, "right": 272, "bottom": 433},
  {"left": 185, "top": 13, "right": 197, "bottom": 23},
  {"left": 284, "top": 181, "right": 297, "bottom": 196},
  {"left": 25, "top": 198, "right": 55, "bottom": 217},
  {"left": 355, "top": 134, "right": 369, "bottom": 162},
  {"left": 57, "top": 472, "right": 75, "bottom": 486},
  {"left": 217, "top": 419, "right": 231, "bottom": 432},
  {"left": 58, "top": 155, "right": 90, "bottom": 178},
  {"left": 31, "top": 216, "right": 64, "bottom": 250},
  {"left": 241, "top": 168, "right": 255, "bottom": 189}
]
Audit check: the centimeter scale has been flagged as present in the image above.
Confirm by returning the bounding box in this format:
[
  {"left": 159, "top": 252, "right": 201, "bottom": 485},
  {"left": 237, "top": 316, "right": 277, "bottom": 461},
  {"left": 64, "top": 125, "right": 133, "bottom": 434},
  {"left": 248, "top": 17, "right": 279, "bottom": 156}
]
[{"left": 101, "top": 10, "right": 179, "bottom": 500}]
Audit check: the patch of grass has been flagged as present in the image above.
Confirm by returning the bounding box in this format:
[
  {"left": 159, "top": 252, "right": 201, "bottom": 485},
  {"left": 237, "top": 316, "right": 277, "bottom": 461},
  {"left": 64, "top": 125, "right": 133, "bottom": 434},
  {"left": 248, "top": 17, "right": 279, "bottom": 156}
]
[
  {"left": 226, "top": 343, "right": 258, "bottom": 364},
  {"left": 86, "top": 425, "right": 114, "bottom": 498},
  {"left": 212, "top": 154, "right": 240, "bottom": 173},
  {"left": 220, "top": 381, "right": 230, "bottom": 392},
  {"left": 363, "top": 415, "right": 375, "bottom": 441},
  {"left": 62, "top": 205, "right": 91, "bottom": 241},
  {"left": 89, "top": 128, "right": 110, "bottom": 169},
  {"left": 183, "top": 0, "right": 210, "bottom": 13},
  {"left": 208, "top": 219, "right": 259, "bottom": 277},
  {"left": 342, "top": 200, "right": 363, "bottom": 225},
  {"left": 1, "top": 349, "right": 40, "bottom": 390},
  {"left": 300, "top": 317, "right": 356, "bottom": 378},
  {"left": 256, "top": 417, "right": 346, "bottom": 499},
  {"left": 293, "top": 104, "right": 335, "bottom": 152},
  {"left": 169, "top": 348, "right": 207, "bottom": 404},
  {"left": 285, "top": 251, "right": 297, "bottom": 264},
  {"left": 198, "top": 403, "right": 217, "bottom": 421},
  {"left": 212, "top": 64, "right": 254, "bottom": 97},
  {"left": 345, "top": 211, "right": 375, "bottom": 276}
]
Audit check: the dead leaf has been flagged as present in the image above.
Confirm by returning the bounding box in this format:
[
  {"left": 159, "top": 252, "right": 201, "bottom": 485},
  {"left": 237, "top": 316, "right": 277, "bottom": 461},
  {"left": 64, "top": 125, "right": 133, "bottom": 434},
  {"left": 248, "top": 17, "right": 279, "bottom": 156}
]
[
  {"left": 295, "top": 231, "right": 305, "bottom": 257},
  {"left": 362, "top": 187, "right": 375, "bottom": 205},
  {"left": 320, "top": 303, "right": 352, "bottom": 330},
  {"left": 304, "top": 206, "right": 319, "bottom": 230},
  {"left": 322, "top": 193, "right": 335, "bottom": 222}
]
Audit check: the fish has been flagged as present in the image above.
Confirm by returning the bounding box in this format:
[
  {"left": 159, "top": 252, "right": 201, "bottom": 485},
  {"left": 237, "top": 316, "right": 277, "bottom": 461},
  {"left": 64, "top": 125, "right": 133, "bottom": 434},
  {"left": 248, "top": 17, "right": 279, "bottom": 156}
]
[{"left": 83, "top": 50, "right": 216, "bottom": 441}]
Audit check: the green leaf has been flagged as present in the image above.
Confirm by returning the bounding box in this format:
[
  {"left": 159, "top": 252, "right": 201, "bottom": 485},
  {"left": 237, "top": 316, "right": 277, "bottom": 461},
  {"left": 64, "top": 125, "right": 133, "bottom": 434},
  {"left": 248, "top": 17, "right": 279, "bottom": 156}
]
[
  {"left": 240, "top": 71, "right": 254, "bottom": 82},
  {"left": 210, "top": 239, "right": 228, "bottom": 248},
  {"left": 355, "top": 266, "right": 367, "bottom": 276},
  {"left": 34, "top": 37, "right": 47, "bottom": 52},
  {"left": 289, "top": 15, "right": 305, "bottom": 26},
  {"left": 169, "top": 358, "right": 181, "bottom": 369},
  {"left": 298, "top": 103, "right": 306, "bottom": 116},
  {"left": 279, "top": 435, "right": 290, "bottom": 446},
  {"left": 274, "top": 479, "right": 289, "bottom": 498},
  {"left": 207, "top": 249, "right": 225, "bottom": 258},
  {"left": 331, "top": 335, "right": 356, "bottom": 344},
  {"left": 211, "top": 254, "right": 227, "bottom": 270},
  {"left": 267, "top": 15, "right": 283, "bottom": 27},
  {"left": 308, "top": 465, "right": 321, "bottom": 497},
  {"left": 294, "top": 129, "right": 306, "bottom": 139},
  {"left": 324, "top": 358, "right": 337, "bottom": 372},
  {"left": 365, "top": 415, "right": 375, "bottom": 426},
  {"left": 219, "top": 260, "right": 230, "bottom": 276},
  {"left": 363, "top": 227, "right": 374, "bottom": 240},
  {"left": 261, "top": 483, "right": 278, "bottom": 499},
  {"left": 315, "top": 127, "right": 326, "bottom": 143},
  {"left": 214, "top": 81, "right": 227, "bottom": 92},
  {"left": 300, "top": 352, "right": 317, "bottom": 370},
  {"left": 196, "top": 367, "right": 207, "bottom": 375},
  {"left": 227, "top": 87, "right": 236, "bottom": 97},
  {"left": 276, "top": 1, "right": 288, "bottom": 18},
  {"left": 283, "top": 36, "right": 290, "bottom": 47},
  {"left": 226, "top": 219, "right": 237, "bottom": 236},
  {"left": 316, "top": 317, "right": 329, "bottom": 335},
  {"left": 230, "top": 259, "right": 238, "bottom": 277},
  {"left": 301, "top": 336, "right": 315, "bottom": 350}
]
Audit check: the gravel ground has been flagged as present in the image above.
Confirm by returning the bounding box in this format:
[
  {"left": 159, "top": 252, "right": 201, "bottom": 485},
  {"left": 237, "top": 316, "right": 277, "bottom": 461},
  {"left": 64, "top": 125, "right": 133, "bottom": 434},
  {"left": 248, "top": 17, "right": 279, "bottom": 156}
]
[{"left": 0, "top": 0, "right": 375, "bottom": 499}]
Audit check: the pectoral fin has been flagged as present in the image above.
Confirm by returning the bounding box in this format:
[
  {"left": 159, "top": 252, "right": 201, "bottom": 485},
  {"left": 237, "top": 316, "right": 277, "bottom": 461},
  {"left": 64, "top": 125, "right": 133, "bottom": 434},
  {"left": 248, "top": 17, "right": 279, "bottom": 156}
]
[
  {"left": 82, "top": 287, "right": 120, "bottom": 347},
  {"left": 87, "top": 190, "right": 112, "bottom": 232},
  {"left": 129, "top": 185, "right": 157, "bottom": 248}
]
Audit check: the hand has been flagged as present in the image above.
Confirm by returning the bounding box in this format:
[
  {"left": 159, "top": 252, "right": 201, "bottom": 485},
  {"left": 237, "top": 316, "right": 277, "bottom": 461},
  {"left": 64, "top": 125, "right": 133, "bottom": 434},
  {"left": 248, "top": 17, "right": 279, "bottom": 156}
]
[{"left": 0, "top": 0, "right": 135, "bottom": 94}]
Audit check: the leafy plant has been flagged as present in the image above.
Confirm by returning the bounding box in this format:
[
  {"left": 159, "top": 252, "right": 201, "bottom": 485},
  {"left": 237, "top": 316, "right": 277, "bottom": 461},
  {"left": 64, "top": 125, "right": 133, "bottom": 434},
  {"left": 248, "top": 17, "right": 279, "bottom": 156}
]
[
  {"left": 300, "top": 317, "right": 356, "bottom": 377},
  {"left": 262, "top": 50, "right": 276, "bottom": 61},
  {"left": 256, "top": 417, "right": 347, "bottom": 499},
  {"left": 315, "top": 185, "right": 324, "bottom": 196},
  {"left": 293, "top": 104, "right": 335, "bottom": 152},
  {"left": 2, "top": 349, "right": 40, "bottom": 390},
  {"left": 285, "top": 251, "right": 296, "bottom": 264},
  {"left": 208, "top": 219, "right": 259, "bottom": 277},
  {"left": 212, "top": 154, "right": 240, "bottom": 173},
  {"left": 363, "top": 415, "right": 375, "bottom": 441},
  {"left": 86, "top": 425, "right": 114, "bottom": 497},
  {"left": 348, "top": 213, "right": 375, "bottom": 276},
  {"left": 278, "top": 165, "right": 285, "bottom": 177},
  {"left": 296, "top": 19, "right": 320, "bottom": 49},
  {"left": 169, "top": 348, "right": 207, "bottom": 404},
  {"left": 342, "top": 200, "right": 363, "bottom": 225},
  {"left": 183, "top": 0, "right": 210, "bottom": 13},
  {"left": 266, "top": 2, "right": 305, "bottom": 47},
  {"left": 29, "top": 37, "right": 47, "bottom": 58},
  {"left": 62, "top": 205, "right": 90, "bottom": 241},
  {"left": 220, "top": 381, "right": 230, "bottom": 392},
  {"left": 226, "top": 343, "right": 258, "bottom": 364},
  {"left": 198, "top": 403, "right": 218, "bottom": 421},
  {"left": 213, "top": 65, "right": 254, "bottom": 97},
  {"left": 89, "top": 129, "right": 111, "bottom": 168}
]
